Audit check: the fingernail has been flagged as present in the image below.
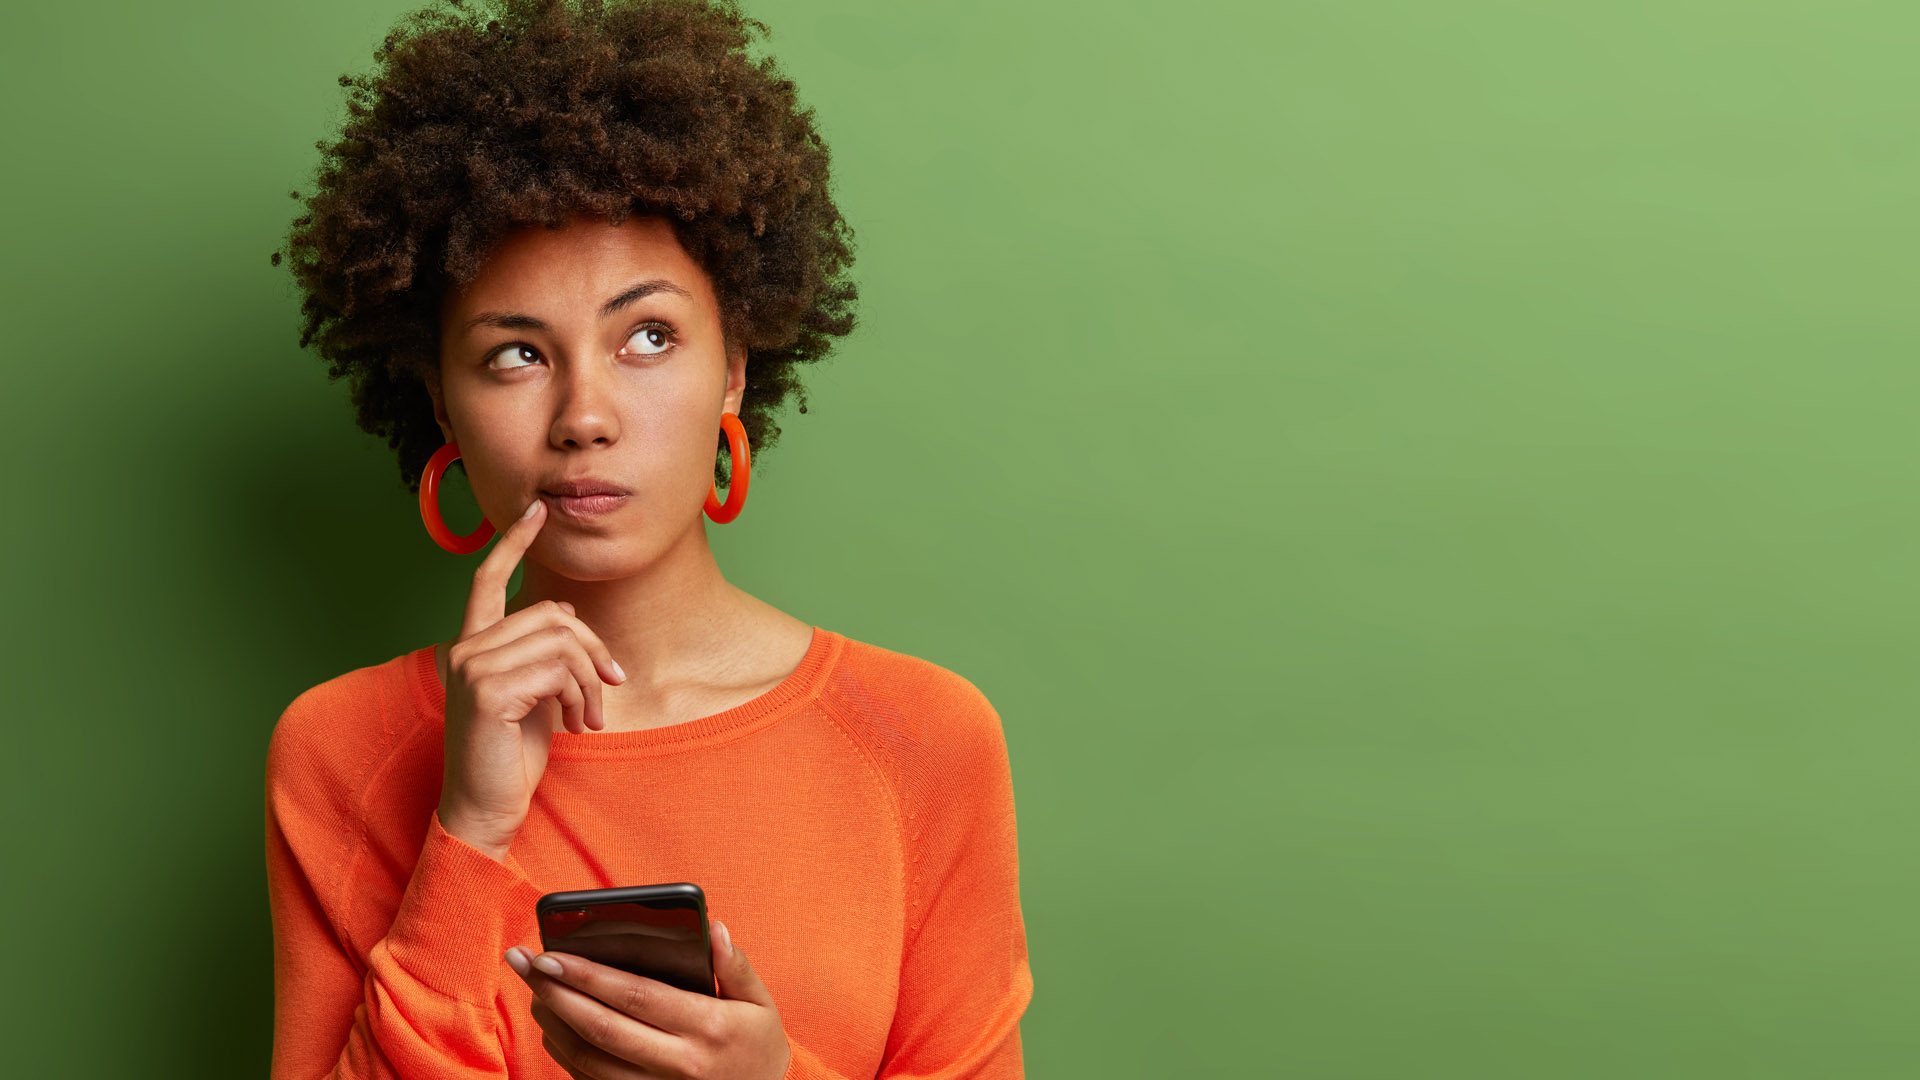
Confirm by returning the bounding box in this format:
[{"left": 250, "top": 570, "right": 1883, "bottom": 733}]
[
  {"left": 504, "top": 947, "right": 530, "bottom": 976},
  {"left": 715, "top": 921, "right": 733, "bottom": 958},
  {"left": 533, "top": 953, "right": 565, "bottom": 977},
  {"left": 611, "top": 659, "right": 627, "bottom": 682},
  {"left": 521, "top": 499, "right": 542, "bottom": 519}
]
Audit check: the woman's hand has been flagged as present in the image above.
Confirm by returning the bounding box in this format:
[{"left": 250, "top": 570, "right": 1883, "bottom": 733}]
[
  {"left": 506, "top": 920, "right": 791, "bottom": 1080},
  {"left": 439, "top": 497, "right": 627, "bottom": 860}
]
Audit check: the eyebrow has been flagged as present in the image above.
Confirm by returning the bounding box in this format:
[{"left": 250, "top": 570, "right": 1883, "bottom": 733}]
[{"left": 460, "top": 278, "right": 695, "bottom": 334}]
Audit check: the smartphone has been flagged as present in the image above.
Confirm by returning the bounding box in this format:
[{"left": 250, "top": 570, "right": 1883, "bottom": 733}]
[{"left": 535, "top": 883, "right": 717, "bottom": 997}]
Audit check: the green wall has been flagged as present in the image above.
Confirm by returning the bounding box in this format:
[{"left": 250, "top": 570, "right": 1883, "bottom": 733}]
[{"left": 4, "top": 1, "right": 1917, "bottom": 1075}]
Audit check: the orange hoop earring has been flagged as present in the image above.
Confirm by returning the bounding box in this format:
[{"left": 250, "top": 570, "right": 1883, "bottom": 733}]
[
  {"left": 704, "top": 412, "right": 751, "bottom": 524},
  {"left": 420, "top": 441, "right": 498, "bottom": 554}
]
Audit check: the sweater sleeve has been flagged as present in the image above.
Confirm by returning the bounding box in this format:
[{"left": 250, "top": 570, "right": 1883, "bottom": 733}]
[
  {"left": 806, "top": 679, "right": 1033, "bottom": 1079},
  {"left": 266, "top": 701, "right": 547, "bottom": 1078}
]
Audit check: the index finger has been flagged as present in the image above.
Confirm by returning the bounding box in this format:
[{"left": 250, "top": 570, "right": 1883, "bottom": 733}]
[
  {"left": 461, "top": 498, "right": 546, "bottom": 638},
  {"left": 531, "top": 950, "right": 716, "bottom": 1037}
]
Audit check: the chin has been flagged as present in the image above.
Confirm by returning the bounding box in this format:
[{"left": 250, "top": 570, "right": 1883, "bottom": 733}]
[{"left": 539, "top": 533, "right": 669, "bottom": 579}]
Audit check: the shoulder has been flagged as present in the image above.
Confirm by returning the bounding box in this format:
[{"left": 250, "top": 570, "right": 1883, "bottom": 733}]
[
  {"left": 816, "top": 631, "right": 1011, "bottom": 786},
  {"left": 815, "top": 632, "right": 1022, "bottom": 891},
  {"left": 266, "top": 648, "right": 427, "bottom": 825}
]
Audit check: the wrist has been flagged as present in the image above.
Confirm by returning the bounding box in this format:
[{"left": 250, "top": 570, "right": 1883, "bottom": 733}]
[{"left": 436, "top": 804, "right": 516, "bottom": 862}]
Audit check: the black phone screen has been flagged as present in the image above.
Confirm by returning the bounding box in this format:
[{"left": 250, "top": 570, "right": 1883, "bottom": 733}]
[{"left": 536, "top": 884, "right": 716, "bottom": 997}]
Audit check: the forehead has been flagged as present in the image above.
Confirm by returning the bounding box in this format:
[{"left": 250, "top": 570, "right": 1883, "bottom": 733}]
[{"left": 445, "top": 214, "right": 711, "bottom": 317}]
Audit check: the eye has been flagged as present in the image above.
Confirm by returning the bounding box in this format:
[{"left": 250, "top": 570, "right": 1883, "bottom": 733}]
[
  {"left": 486, "top": 343, "right": 541, "bottom": 371},
  {"left": 621, "top": 322, "right": 676, "bottom": 358}
]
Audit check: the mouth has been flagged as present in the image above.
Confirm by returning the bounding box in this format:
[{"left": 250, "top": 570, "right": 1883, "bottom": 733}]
[{"left": 540, "top": 489, "right": 632, "bottom": 518}]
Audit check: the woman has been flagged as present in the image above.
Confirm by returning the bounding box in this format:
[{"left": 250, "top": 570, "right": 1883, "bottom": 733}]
[{"left": 263, "top": 1, "right": 1031, "bottom": 1077}]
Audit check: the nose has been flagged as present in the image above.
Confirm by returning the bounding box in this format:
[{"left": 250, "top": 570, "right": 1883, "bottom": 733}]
[{"left": 549, "top": 352, "right": 621, "bottom": 448}]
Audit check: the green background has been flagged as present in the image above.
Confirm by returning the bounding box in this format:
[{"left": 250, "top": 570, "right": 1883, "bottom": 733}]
[{"left": 3, "top": 1, "right": 1915, "bottom": 1075}]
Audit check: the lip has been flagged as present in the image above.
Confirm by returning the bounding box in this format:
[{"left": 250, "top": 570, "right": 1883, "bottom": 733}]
[
  {"left": 540, "top": 490, "right": 632, "bottom": 519},
  {"left": 542, "top": 479, "right": 632, "bottom": 497}
]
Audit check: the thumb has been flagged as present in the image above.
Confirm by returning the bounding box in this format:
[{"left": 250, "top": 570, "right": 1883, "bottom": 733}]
[{"left": 712, "top": 921, "right": 775, "bottom": 1007}]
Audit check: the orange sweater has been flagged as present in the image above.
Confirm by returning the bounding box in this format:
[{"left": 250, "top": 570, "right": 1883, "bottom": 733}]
[{"left": 264, "top": 625, "right": 1030, "bottom": 1079}]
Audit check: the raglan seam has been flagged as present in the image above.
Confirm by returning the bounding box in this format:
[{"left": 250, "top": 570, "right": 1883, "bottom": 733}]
[
  {"left": 339, "top": 666, "right": 440, "bottom": 963},
  {"left": 811, "top": 690, "right": 913, "bottom": 940}
]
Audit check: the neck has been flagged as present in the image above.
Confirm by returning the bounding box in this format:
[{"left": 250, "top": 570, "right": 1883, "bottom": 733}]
[{"left": 503, "top": 515, "right": 754, "bottom": 689}]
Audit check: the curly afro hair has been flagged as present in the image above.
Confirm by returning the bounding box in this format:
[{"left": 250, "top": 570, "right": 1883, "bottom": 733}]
[{"left": 272, "top": 0, "right": 858, "bottom": 493}]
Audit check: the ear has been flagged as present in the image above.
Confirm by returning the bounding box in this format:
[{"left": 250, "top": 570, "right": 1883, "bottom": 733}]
[
  {"left": 722, "top": 342, "right": 748, "bottom": 416},
  {"left": 424, "top": 367, "right": 454, "bottom": 444}
]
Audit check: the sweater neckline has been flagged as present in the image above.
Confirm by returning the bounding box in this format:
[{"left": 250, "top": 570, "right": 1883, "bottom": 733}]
[{"left": 406, "top": 625, "right": 840, "bottom": 758}]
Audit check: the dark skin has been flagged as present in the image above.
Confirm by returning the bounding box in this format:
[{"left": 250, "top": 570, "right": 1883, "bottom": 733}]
[
  {"left": 505, "top": 921, "right": 788, "bottom": 1080},
  {"left": 419, "top": 212, "right": 804, "bottom": 1078}
]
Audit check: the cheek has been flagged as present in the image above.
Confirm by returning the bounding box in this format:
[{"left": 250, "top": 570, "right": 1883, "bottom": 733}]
[
  {"left": 635, "top": 381, "right": 725, "bottom": 463},
  {"left": 456, "top": 427, "right": 540, "bottom": 505},
  {"left": 450, "top": 392, "right": 541, "bottom": 459}
]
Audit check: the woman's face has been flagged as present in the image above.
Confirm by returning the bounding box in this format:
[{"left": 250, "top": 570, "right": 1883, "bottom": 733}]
[{"left": 428, "top": 213, "right": 746, "bottom": 578}]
